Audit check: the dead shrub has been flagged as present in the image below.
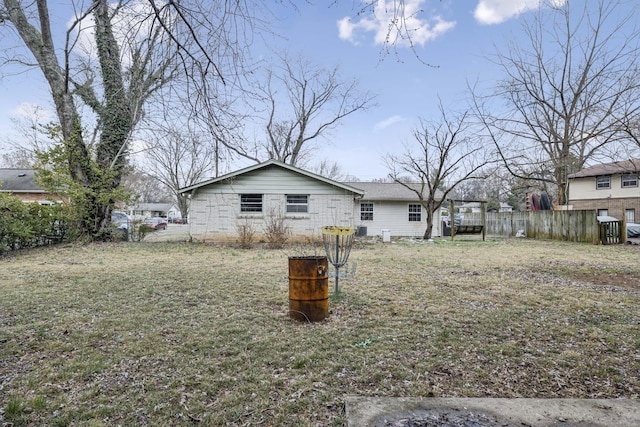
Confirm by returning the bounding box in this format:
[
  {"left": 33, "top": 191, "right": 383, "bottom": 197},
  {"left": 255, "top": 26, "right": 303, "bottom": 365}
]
[
  {"left": 236, "top": 219, "right": 255, "bottom": 249},
  {"left": 264, "top": 208, "right": 290, "bottom": 249}
]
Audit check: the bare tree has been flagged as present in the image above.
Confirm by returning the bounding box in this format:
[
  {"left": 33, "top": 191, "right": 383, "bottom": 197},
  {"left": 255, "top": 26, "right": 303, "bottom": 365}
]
[
  {"left": 227, "top": 54, "right": 375, "bottom": 168},
  {"left": 0, "top": 0, "right": 262, "bottom": 238},
  {"left": 386, "top": 102, "right": 497, "bottom": 239},
  {"left": 141, "top": 125, "right": 217, "bottom": 221},
  {"left": 0, "top": 105, "right": 56, "bottom": 168},
  {"left": 452, "top": 165, "right": 536, "bottom": 212},
  {"left": 0, "top": 0, "right": 440, "bottom": 238},
  {"left": 312, "top": 159, "right": 345, "bottom": 181},
  {"left": 473, "top": 0, "right": 640, "bottom": 205},
  {"left": 120, "top": 166, "right": 173, "bottom": 204}
]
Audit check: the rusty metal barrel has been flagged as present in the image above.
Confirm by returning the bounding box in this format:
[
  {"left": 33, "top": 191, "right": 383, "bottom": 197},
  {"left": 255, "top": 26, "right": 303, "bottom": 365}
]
[{"left": 288, "top": 256, "right": 329, "bottom": 322}]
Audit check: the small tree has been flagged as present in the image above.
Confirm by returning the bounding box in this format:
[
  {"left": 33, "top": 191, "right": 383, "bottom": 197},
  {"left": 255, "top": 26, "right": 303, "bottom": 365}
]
[
  {"left": 228, "top": 53, "right": 375, "bottom": 168},
  {"left": 386, "top": 101, "right": 497, "bottom": 239},
  {"left": 141, "top": 125, "right": 218, "bottom": 222}
]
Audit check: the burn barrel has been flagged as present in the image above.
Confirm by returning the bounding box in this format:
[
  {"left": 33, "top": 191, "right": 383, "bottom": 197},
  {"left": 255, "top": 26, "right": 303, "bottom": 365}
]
[{"left": 288, "top": 256, "right": 329, "bottom": 322}]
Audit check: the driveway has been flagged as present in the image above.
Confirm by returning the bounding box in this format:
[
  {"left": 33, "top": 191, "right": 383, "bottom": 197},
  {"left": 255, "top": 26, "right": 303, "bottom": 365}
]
[{"left": 142, "top": 224, "right": 190, "bottom": 242}]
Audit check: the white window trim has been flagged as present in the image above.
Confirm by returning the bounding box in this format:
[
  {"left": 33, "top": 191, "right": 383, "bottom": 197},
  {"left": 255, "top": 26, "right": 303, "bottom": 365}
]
[
  {"left": 596, "top": 175, "right": 611, "bottom": 190},
  {"left": 621, "top": 174, "right": 638, "bottom": 188},
  {"left": 360, "top": 202, "right": 374, "bottom": 221},
  {"left": 408, "top": 203, "right": 422, "bottom": 222},
  {"left": 240, "top": 194, "right": 263, "bottom": 213},
  {"left": 285, "top": 194, "right": 309, "bottom": 214},
  {"left": 626, "top": 209, "right": 636, "bottom": 223}
]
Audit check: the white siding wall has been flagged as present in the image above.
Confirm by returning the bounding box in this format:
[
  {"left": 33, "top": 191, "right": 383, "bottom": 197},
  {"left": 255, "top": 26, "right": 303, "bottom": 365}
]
[
  {"left": 355, "top": 201, "right": 441, "bottom": 238},
  {"left": 188, "top": 166, "right": 358, "bottom": 242},
  {"left": 570, "top": 175, "right": 640, "bottom": 200}
]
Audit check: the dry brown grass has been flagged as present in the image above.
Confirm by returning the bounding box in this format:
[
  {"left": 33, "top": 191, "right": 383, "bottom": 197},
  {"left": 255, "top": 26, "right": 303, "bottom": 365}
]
[{"left": 0, "top": 238, "right": 638, "bottom": 426}]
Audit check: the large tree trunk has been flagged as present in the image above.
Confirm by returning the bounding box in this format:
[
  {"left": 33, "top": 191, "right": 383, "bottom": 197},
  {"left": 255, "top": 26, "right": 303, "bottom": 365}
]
[{"left": 4, "top": 0, "right": 106, "bottom": 235}]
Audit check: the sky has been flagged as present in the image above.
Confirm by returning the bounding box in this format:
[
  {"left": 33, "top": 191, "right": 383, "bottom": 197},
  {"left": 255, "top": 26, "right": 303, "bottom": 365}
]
[
  {"left": 0, "top": 0, "right": 598, "bottom": 181},
  {"left": 239, "top": 0, "right": 567, "bottom": 179}
]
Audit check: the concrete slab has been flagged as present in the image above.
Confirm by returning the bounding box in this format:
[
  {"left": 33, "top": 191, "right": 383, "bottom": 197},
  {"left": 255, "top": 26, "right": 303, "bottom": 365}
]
[{"left": 345, "top": 397, "right": 640, "bottom": 427}]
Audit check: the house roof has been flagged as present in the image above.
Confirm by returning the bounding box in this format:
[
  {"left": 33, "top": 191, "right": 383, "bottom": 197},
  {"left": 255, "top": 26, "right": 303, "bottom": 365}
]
[
  {"left": 344, "top": 181, "right": 444, "bottom": 202},
  {"left": 179, "top": 159, "right": 365, "bottom": 196},
  {"left": 568, "top": 158, "right": 640, "bottom": 179},
  {"left": 132, "top": 203, "right": 174, "bottom": 212},
  {"left": 0, "top": 169, "right": 45, "bottom": 193}
]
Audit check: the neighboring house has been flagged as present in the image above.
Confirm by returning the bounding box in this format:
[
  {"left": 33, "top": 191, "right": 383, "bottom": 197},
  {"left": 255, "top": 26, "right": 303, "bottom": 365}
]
[
  {"left": 497, "top": 202, "right": 513, "bottom": 213},
  {"left": 458, "top": 201, "right": 513, "bottom": 213},
  {"left": 126, "top": 203, "right": 176, "bottom": 220},
  {"left": 568, "top": 158, "right": 640, "bottom": 223},
  {"left": 347, "top": 182, "right": 443, "bottom": 238},
  {"left": 0, "top": 168, "right": 64, "bottom": 204},
  {"left": 179, "top": 160, "right": 444, "bottom": 242},
  {"left": 166, "top": 205, "right": 181, "bottom": 221}
]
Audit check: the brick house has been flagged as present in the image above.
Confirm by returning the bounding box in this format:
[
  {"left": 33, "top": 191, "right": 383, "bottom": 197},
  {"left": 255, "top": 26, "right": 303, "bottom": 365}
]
[
  {"left": 0, "top": 168, "right": 65, "bottom": 204},
  {"left": 567, "top": 158, "right": 640, "bottom": 223}
]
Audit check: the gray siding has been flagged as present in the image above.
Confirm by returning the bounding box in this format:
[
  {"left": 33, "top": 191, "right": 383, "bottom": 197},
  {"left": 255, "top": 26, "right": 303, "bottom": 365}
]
[
  {"left": 355, "top": 200, "right": 442, "bottom": 238},
  {"left": 188, "top": 166, "right": 358, "bottom": 242},
  {"left": 198, "top": 166, "right": 353, "bottom": 195}
]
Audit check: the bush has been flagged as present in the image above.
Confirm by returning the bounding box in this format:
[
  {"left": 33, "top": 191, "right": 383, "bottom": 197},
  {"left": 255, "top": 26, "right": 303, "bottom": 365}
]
[
  {"left": 264, "top": 209, "right": 290, "bottom": 249},
  {"left": 0, "top": 194, "right": 33, "bottom": 252},
  {"left": 0, "top": 193, "right": 71, "bottom": 254},
  {"left": 236, "top": 219, "right": 255, "bottom": 249}
]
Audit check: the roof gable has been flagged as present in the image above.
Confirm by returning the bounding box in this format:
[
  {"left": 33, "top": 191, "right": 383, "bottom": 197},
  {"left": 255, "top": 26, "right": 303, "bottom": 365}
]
[{"left": 180, "top": 160, "right": 365, "bottom": 195}]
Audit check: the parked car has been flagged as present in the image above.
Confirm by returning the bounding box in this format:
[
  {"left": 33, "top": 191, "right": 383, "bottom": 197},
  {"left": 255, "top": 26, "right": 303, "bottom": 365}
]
[
  {"left": 597, "top": 216, "right": 640, "bottom": 238},
  {"left": 627, "top": 223, "right": 640, "bottom": 238},
  {"left": 111, "top": 211, "right": 131, "bottom": 239},
  {"left": 141, "top": 217, "right": 168, "bottom": 230}
]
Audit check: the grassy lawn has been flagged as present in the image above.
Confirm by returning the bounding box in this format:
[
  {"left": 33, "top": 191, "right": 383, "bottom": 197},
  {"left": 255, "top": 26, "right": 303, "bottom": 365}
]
[{"left": 1, "top": 238, "right": 639, "bottom": 426}]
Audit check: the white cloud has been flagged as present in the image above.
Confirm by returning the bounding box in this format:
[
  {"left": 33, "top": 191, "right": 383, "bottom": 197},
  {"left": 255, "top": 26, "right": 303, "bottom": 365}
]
[
  {"left": 338, "top": 0, "right": 455, "bottom": 47},
  {"left": 10, "top": 103, "right": 54, "bottom": 122},
  {"left": 474, "top": 0, "right": 568, "bottom": 25},
  {"left": 68, "top": 0, "right": 173, "bottom": 65},
  {"left": 374, "top": 115, "right": 405, "bottom": 131}
]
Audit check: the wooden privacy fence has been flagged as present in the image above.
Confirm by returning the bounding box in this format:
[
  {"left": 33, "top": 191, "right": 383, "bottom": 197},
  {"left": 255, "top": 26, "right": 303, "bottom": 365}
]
[
  {"left": 598, "top": 220, "right": 625, "bottom": 245},
  {"left": 463, "top": 210, "right": 619, "bottom": 244}
]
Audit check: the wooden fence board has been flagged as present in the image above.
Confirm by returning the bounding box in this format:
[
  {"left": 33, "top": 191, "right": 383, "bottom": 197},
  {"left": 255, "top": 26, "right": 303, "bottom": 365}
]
[{"left": 463, "top": 210, "right": 601, "bottom": 243}]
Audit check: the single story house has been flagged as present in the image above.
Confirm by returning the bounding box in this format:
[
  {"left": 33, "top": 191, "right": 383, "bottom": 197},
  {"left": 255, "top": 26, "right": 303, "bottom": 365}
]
[
  {"left": 346, "top": 181, "right": 443, "bottom": 238},
  {"left": 126, "top": 203, "right": 178, "bottom": 221},
  {"left": 0, "top": 168, "right": 65, "bottom": 205},
  {"left": 179, "top": 160, "right": 443, "bottom": 242},
  {"left": 567, "top": 158, "right": 640, "bottom": 223}
]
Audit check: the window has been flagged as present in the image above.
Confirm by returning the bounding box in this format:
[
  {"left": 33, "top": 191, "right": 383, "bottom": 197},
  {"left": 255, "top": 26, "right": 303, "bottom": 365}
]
[
  {"left": 621, "top": 174, "right": 638, "bottom": 188},
  {"left": 240, "top": 194, "right": 262, "bottom": 212},
  {"left": 597, "top": 209, "right": 608, "bottom": 217},
  {"left": 286, "top": 194, "right": 308, "bottom": 213},
  {"left": 408, "top": 204, "right": 422, "bottom": 222},
  {"left": 626, "top": 209, "right": 636, "bottom": 224},
  {"left": 596, "top": 175, "right": 611, "bottom": 190},
  {"left": 360, "top": 203, "right": 373, "bottom": 221}
]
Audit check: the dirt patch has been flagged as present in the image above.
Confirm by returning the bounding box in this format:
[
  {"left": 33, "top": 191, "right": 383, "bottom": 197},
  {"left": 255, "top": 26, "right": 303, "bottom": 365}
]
[{"left": 567, "top": 270, "right": 640, "bottom": 291}]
